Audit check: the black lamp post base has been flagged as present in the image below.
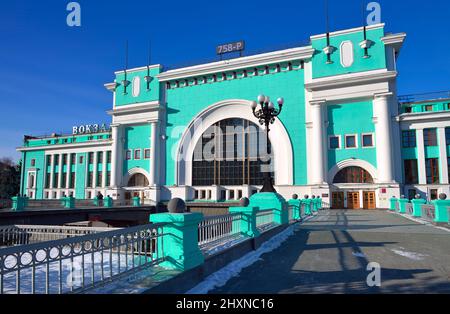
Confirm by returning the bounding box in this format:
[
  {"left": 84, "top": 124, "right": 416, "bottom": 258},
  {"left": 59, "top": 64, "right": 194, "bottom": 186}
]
[{"left": 260, "top": 176, "right": 277, "bottom": 193}]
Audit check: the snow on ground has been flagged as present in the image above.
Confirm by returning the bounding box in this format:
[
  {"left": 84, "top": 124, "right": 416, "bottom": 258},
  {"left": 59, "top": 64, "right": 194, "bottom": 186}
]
[
  {"left": 390, "top": 248, "right": 427, "bottom": 261},
  {"left": 186, "top": 213, "right": 318, "bottom": 294},
  {"left": 2, "top": 250, "right": 150, "bottom": 294}
]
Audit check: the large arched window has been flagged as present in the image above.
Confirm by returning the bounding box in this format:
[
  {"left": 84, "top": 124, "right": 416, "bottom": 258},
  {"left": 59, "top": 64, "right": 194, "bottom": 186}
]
[
  {"left": 127, "top": 173, "right": 149, "bottom": 187},
  {"left": 333, "top": 166, "right": 374, "bottom": 184},
  {"left": 192, "top": 118, "right": 273, "bottom": 186}
]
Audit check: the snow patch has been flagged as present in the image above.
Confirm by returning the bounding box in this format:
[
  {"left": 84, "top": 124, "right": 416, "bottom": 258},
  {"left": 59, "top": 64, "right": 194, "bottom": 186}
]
[
  {"left": 352, "top": 252, "right": 366, "bottom": 258},
  {"left": 187, "top": 214, "right": 318, "bottom": 294},
  {"left": 390, "top": 248, "right": 427, "bottom": 261}
]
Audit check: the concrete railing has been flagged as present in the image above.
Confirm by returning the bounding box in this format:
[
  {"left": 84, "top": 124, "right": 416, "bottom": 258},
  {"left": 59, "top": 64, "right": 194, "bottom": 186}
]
[{"left": 389, "top": 195, "right": 450, "bottom": 225}]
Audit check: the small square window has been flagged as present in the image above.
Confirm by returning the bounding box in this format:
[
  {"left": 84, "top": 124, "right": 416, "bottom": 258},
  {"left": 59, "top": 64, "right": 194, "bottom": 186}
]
[
  {"left": 134, "top": 149, "right": 141, "bottom": 160},
  {"left": 144, "top": 149, "right": 151, "bottom": 159},
  {"left": 79, "top": 156, "right": 84, "bottom": 164},
  {"left": 31, "top": 159, "right": 36, "bottom": 167},
  {"left": 345, "top": 135, "right": 357, "bottom": 148},
  {"left": 425, "top": 105, "right": 433, "bottom": 112},
  {"left": 329, "top": 136, "right": 340, "bottom": 149},
  {"left": 126, "top": 150, "right": 132, "bottom": 160},
  {"left": 362, "top": 134, "right": 374, "bottom": 147}
]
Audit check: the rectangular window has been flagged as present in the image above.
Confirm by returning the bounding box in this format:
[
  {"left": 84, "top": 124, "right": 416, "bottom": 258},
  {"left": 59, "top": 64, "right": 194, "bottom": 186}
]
[
  {"left": 97, "top": 173, "right": 102, "bottom": 187},
  {"left": 71, "top": 153, "right": 76, "bottom": 165},
  {"left": 448, "top": 157, "right": 450, "bottom": 181},
  {"left": 62, "top": 154, "right": 67, "bottom": 165},
  {"left": 31, "top": 159, "right": 36, "bottom": 167},
  {"left": 402, "top": 130, "right": 416, "bottom": 148},
  {"left": 446, "top": 127, "right": 450, "bottom": 146},
  {"left": 404, "top": 106, "right": 412, "bottom": 113},
  {"left": 79, "top": 155, "right": 84, "bottom": 164},
  {"left": 424, "top": 128, "right": 437, "bottom": 146},
  {"left": 87, "top": 171, "right": 93, "bottom": 187},
  {"left": 425, "top": 158, "right": 440, "bottom": 184},
  {"left": 69, "top": 172, "right": 75, "bottom": 188},
  {"left": 54, "top": 155, "right": 59, "bottom": 166},
  {"left": 345, "top": 135, "right": 357, "bottom": 148},
  {"left": 46, "top": 156, "right": 51, "bottom": 166},
  {"left": 61, "top": 173, "right": 67, "bottom": 188},
  {"left": 98, "top": 152, "right": 103, "bottom": 163},
  {"left": 404, "top": 159, "right": 418, "bottom": 184},
  {"left": 134, "top": 149, "right": 141, "bottom": 160},
  {"left": 144, "top": 148, "right": 151, "bottom": 159},
  {"left": 329, "top": 136, "right": 340, "bottom": 149},
  {"left": 424, "top": 105, "right": 433, "bottom": 112},
  {"left": 362, "top": 134, "right": 374, "bottom": 147},
  {"left": 106, "top": 171, "right": 111, "bottom": 187},
  {"left": 88, "top": 152, "right": 94, "bottom": 164},
  {"left": 53, "top": 173, "right": 59, "bottom": 188},
  {"left": 107, "top": 151, "right": 112, "bottom": 163},
  {"left": 126, "top": 150, "right": 132, "bottom": 160},
  {"left": 45, "top": 173, "right": 51, "bottom": 189}
]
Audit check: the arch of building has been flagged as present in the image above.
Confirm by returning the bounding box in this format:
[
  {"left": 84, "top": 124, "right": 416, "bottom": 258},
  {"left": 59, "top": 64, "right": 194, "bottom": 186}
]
[
  {"left": 328, "top": 159, "right": 378, "bottom": 184},
  {"left": 175, "top": 99, "right": 294, "bottom": 186},
  {"left": 123, "top": 167, "right": 151, "bottom": 187}
]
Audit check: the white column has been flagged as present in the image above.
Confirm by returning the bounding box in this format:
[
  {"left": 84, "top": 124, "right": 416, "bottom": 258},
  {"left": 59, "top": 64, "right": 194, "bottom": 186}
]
[
  {"left": 416, "top": 128, "right": 427, "bottom": 185},
  {"left": 149, "top": 120, "right": 160, "bottom": 186},
  {"left": 438, "top": 127, "right": 449, "bottom": 184},
  {"left": 110, "top": 124, "right": 121, "bottom": 188},
  {"left": 49, "top": 154, "right": 55, "bottom": 193},
  {"left": 102, "top": 150, "right": 108, "bottom": 187},
  {"left": 57, "top": 154, "right": 63, "bottom": 189},
  {"left": 373, "top": 93, "right": 395, "bottom": 183},
  {"left": 310, "top": 100, "right": 326, "bottom": 184},
  {"left": 93, "top": 152, "right": 98, "bottom": 188},
  {"left": 65, "top": 153, "right": 71, "bottom": 189}
]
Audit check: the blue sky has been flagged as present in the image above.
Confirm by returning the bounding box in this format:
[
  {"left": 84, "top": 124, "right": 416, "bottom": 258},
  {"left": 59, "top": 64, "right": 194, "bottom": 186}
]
[{"left": 1, "top": 0, "right": 449, "bottom": 161}]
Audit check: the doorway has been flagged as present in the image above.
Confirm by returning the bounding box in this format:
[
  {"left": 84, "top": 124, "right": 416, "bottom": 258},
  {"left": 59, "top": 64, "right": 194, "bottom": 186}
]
[
  {"left": 332, "top": 192, "right": 344, "bottom": 209},
  {"left": 347, "top": 192, "right": 360, "bottom": 209},
  {"left": 363, "top": 191, "right": 376, "bottom": 209}
]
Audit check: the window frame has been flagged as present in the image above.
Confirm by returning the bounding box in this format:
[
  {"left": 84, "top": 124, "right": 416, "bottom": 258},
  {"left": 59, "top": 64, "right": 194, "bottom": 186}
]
[
  {"left": 361, "top": 133, "right": 375, "bottom": 148},
  {"left": 144, "top": 148, "right": 151, "bottom": 159},
  {"left": 134, "top": 149, "right": 141, "bottom": 160},
  {"left": 125, "top": 150, "right": 132, "bottom": 160},
  {"left": 344, "top": 134, "right": 358, "bottom": 149},
  {"left": 328, "top": 135, "right": 341, "bottom": 150},
  {"left": 402, "top": 130, "right": 417, "bottom": 148},
  {"left": 423, "top": 128, "right": 438, "bottom": 147}
]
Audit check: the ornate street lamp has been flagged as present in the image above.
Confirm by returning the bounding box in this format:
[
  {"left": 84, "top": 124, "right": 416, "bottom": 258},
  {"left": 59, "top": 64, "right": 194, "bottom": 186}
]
[{"left": 251, "top": 94, "right": 284, "bottom": 193}]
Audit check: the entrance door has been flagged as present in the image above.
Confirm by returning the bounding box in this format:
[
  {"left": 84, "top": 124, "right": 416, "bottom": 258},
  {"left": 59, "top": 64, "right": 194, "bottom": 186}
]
[
  {"left": 363, "top": 191, "right": 376, "bottom": 209},
  {"left": 347, "top": 192, "right": 360, "bottom": 209},
  {"left": 332, "top": 192, "right": 344, "bottom": 209}
]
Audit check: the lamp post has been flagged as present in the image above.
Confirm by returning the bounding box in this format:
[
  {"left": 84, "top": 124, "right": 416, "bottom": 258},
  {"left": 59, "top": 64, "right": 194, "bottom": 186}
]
[{"left": 251, "top": 94, "right": 284, "bottom": 193}]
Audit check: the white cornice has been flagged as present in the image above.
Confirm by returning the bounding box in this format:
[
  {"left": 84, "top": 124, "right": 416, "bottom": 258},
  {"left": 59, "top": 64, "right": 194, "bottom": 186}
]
[
  {"left": 310, "top": 23, "right": 385, "bottom": 40},
  {"left": 107, "top": 101, "right": 163, "bottom": 116},
  {"left": 114, "top": 64, "right": 162, "bottom": 75},
  {"left": 396, "top": 111, "right": 450, "bottom": 122},
  {"left": 305, "top": 69, "right": 397, "bottom": 91},
  {"left": 104, "top": 82, "right": 117, "bottom": 92},
  {"left": 157, "top": 46, "right": 314, "bottom": 82},
  {"left": 17, "top": 140, "right": 113, "bottom": 152},
  {"left": 381, "top": 33, "right": 406, "bottom": 55}
]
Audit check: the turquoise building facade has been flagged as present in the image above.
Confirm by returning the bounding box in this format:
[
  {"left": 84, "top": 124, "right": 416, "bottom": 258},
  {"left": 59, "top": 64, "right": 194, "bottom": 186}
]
[{"left": 17, "top": 23, "right": 450, "bottom": 209}]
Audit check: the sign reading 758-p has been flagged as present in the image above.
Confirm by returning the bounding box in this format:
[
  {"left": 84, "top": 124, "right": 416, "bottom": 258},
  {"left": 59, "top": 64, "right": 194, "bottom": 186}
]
[{"left": 216, "top": 41, "right": 245, "bottom": 55}]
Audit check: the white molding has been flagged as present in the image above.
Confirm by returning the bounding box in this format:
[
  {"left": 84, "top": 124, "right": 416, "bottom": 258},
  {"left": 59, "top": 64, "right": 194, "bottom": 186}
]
[
  {"left": 107, "top": 101, "right": 162, "bottom": 116},
  {"left": 157, "top": 46, "right": 314, "bottom": 82},
  {"left": 174, "top": 99, "right": 294, "bottom": 186},
  {"left": 339, "top": 41, "right": 354, "bottom": 68},
  {"left": 396, "top": 111, "right": 450, "bottom": 123},
  {"left": 114, "top": 64, "right": 162, "bottom": 76},
  {"left": 328, "top": 159, "right": 378, "bottom": 183},
  {"left": 123, "top": 167, "right": 151, "bottom": 187},
  {"left": 17, "top": 140, "right": 112, "bottom": 152},
  {"left": 305, "top": 69, "right": 397, "bottom": 92},
  {"left": 381, "top": 33, "right": 406, "bottom": 51},
  {"left": 310, "top": 23, "right": 385, "bottom": 40}
]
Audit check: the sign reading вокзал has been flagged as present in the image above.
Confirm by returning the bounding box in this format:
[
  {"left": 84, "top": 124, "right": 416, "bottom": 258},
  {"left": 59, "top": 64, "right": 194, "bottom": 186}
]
[{"left": 72, "top": 123, "right": 110, "bottom": 135}]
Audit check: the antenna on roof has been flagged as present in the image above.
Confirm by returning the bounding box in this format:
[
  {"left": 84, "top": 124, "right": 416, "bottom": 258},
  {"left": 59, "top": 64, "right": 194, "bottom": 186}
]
[
  {"left": 361, "top": 0, "right": 370, "bottom": 58},
  {"left": 145, "top": 40, "right": 152, "bottom": 90},
  {"left": 122, "top": 40, "right": 130, "bottom": 94},
  {"left": 324, "top": 0, "right": 333, "bottom": 64}
]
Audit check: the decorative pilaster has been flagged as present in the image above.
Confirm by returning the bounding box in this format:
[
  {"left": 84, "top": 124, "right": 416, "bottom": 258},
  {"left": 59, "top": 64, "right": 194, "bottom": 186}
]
[
  {"left": 110, "top": 124, "right": 122, "bottom": 189},
  {"left": 93, "top": 151, "right": 98, "bottom": 188},
  {"left": 373, "top": 93, "right": 395, "bottom": 183},
  {"left": 149, "top": 120, "right": 160, "bottom": 186},
  {"left": 310, "top": 100, "right": 326, "bottom": 184},
  {"left": 437, "top": 127, "right": 449, "bottom": 184},
  {"left": 102, "top": 150, "right": 108, "bottom": 188},
  {"left": 416, "top": 128, "right": 427, "bottom": 185},
  {"left": 57, "top": 153, "right": 63, "bottom": 189},
  {"left": 49, "top": 155, "right": 55, "bottom": 193}
]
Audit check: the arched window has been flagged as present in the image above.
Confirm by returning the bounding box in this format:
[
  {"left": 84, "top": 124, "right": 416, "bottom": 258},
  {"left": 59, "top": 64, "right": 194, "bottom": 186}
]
[
  {"left": 127, "top": 173, "right": 149, "bottom": 187},
  {"left": 192, "top": 118, "right": 273, "bottom": 186},
  {"left": 333, "top": 166, "right": 374, "bottom": 184}
]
